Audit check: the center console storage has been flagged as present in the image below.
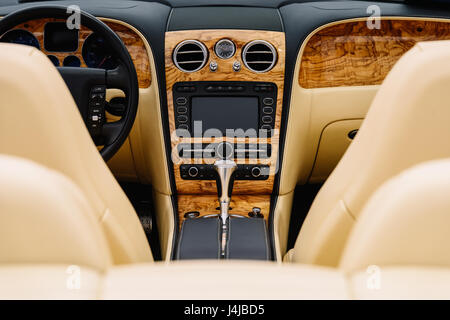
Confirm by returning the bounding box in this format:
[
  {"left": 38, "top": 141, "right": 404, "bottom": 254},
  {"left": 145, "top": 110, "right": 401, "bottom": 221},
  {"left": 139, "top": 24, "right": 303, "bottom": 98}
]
[{"left": 176, "top": 216, "right": 270, "bottom": 260}]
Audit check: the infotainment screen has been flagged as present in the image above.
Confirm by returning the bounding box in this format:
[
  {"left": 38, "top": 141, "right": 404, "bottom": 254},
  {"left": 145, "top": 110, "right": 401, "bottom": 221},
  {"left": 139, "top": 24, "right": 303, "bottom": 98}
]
[
  {"left": 191, "top": 96, "right": 259, "bottom": 136},
  {"left": 44, "top": 22, "right": 78, "bottom": 52}
]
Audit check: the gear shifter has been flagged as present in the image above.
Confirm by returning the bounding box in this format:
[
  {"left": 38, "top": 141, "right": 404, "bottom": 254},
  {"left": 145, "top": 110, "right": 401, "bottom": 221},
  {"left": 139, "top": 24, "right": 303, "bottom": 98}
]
[
  {"left": 214, "top": 159, "right": 237, "bottom": 225},
  {"left": 214, "top": 159, "right": 237, "bottom": 257}
]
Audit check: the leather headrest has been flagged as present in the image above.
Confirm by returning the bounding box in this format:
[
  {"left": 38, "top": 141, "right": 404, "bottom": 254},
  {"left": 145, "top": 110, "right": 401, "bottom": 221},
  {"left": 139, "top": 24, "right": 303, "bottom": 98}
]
[
  {"left": 340, "top": 159, "right": 450, "bottom": 272},
  {"left": 0, "top": 155, "right": 112, "bottom": 271}
]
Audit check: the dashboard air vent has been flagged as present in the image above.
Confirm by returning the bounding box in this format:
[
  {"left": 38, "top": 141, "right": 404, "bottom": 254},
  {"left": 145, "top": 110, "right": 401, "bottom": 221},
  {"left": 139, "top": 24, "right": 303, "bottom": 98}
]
[
  {"left": 173, "top": 40, "right": 208, "bottom": 72},
  {"left": 242, "top": 40, "right": 277, "bottom": 73}
]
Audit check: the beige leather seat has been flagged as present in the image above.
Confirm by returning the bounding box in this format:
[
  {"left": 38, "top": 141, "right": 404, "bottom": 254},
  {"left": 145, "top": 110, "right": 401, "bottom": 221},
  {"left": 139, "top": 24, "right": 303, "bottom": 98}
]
[
  {"left": 0, "top": 43, "right": 152, "bottom": 264},
  {"left": 0, "top": 155, "right": 111, "bottom": 299},
  {"left": 0, "top": 154, "right": 346, "bottom": 300},
  {"left": 102, "top": 261, "right": 347, "bottom": 300},
  {"left": 3, "top": 155, "right": 450, "bottom": 299},
  {"left": 287, "top": 40, "right": 450, "bottom": 266},
  {"left": 341, "top": 159, "right": 450, "bottom": 299}
]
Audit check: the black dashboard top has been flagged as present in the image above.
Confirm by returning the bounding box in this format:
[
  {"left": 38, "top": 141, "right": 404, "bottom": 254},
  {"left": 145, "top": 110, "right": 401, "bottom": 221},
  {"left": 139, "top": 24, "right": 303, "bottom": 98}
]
[
  {"left": 0, "top": 0, "right": 407, "bottom": 9},
  {"left": 167, "top": 6, "right": 283, "bottom": 31}
]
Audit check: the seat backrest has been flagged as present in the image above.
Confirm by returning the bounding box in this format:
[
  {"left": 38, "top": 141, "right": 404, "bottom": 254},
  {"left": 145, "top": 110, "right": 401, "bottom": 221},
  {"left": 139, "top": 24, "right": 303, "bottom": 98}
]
[
  {"left": 340, "top": 159, "right": 450, "bottom": 299},
  {"left": 340, "top": 159, "right": 450, "bottom": 272},
  {"left": 291, "top": 40, "right": 450, "bottom": 266},
  {"left": 0, "top": 154, "right": 110, "bottom": 299},
  {"left": 0, "top": 44, "right": 152, "bottom": 264}
]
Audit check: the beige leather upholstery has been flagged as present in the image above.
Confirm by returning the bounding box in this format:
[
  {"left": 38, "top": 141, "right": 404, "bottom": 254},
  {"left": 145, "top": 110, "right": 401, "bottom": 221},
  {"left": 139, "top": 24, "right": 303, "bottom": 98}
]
[
  {"left": 290, "top": 41, "right": 450, "bottom": 266},
  {"left": 341, "top": 160, "right": 450, "bottom": 299},
  {"left": 0, "top": 155, "right": 112, "bottom": 269},
  {"left": 0, "top": 266, "right": 102, "bottom": 300},
  {"left": 350, "top": 267, "right": 450, "bottom": 300},
  {"left": 0, "top": 155, "right": 109, "bottom": 299},
  {"left": 102, "top": 261, "right": 348, "bottom": 300},
  {"left": 0, "top": 43, "right": 152, "bottom": 264},
  {"left": 340, "top": 159, "right": 450, "bottom": 272}
]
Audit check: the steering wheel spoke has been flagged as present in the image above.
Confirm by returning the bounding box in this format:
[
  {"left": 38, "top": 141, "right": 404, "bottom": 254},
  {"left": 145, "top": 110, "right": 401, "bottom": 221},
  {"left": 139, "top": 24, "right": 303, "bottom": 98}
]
[
  {"left": 101, "top": 120, "right": 124, "bottom": 146},
  {"left": 106, "top": 64, "right": 130, "bottom": 92}
]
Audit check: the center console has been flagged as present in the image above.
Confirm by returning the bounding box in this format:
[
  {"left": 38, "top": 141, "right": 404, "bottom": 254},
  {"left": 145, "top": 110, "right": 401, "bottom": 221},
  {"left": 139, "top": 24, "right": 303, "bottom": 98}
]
[{"left": 165, "top": 29, "right": 285, "bottom": 260}]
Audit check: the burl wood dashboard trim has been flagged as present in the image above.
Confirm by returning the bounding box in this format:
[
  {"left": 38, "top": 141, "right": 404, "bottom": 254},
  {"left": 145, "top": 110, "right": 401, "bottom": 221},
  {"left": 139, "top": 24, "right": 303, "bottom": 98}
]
[
  {"left": 299, "top": 17, "right": 450, "bottom": 89},
  {"left": 177, "top": 194, "right": 270, "bottom": 228},
  {"left": 9, "top": 18, "right": 151, "bottom": 88},
  {"left": 165, "top": 29, "right": 285, "bottom": 196}
]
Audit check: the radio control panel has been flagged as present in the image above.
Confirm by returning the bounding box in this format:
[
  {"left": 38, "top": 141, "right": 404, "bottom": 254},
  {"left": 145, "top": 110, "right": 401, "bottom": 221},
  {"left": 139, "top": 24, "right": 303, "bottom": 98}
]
[{"left": 173, "top": 81, "right": 277, "bottom": 136}]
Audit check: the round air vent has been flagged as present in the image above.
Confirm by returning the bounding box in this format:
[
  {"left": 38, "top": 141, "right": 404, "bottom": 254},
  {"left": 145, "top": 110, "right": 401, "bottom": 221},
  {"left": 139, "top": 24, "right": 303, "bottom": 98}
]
[
  {"left": 242, "top": 40, "right": 277, "bottom": 73},
  {"left": 173, "top": 40, "right": 208, "bottom": 72}
]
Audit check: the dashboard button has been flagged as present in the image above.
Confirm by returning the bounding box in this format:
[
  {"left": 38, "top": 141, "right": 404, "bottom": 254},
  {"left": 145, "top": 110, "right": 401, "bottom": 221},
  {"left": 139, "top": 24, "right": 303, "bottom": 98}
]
[
  {"left": 91, "top": 86, "right": 106, "bottom": 93},
  {"left": 263, "top": 98, "right": 274, "bottom": 105},
  {"left": 262, "top": 116, "right": 273, "bottom": 124},
  {"left": 178, "top": 124, "right": 189, "bottom": 130},
  {"left": 263, "top": 106, "right": 273, "bottom": 114},
  {"left": 176, "top": 97, "right": 187, "bottom": 105},
  {"left": 177, "top": 106, "right": 187, "bottom": 114},
  {"left": 177, "top": 115, "right": 188, "bottom": 123},
  {"left": 261, "top": 124, "right": 272, "bottom": 130}
]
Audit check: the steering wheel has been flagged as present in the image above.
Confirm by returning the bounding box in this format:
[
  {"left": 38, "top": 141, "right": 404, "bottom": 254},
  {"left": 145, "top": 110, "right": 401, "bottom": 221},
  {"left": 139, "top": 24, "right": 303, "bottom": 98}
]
[{"left": 0, "top": 5, "right": 139, "bottom": 161}]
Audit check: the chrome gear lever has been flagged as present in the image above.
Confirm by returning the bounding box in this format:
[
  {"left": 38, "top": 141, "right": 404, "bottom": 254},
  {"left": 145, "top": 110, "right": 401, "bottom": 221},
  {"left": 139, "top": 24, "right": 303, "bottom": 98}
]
[
  {"left": 214, "top": 159, "right": 237, "bottom": 257},
  {"left": 214, "top": 159, "right": 237, "bottom": 226}
]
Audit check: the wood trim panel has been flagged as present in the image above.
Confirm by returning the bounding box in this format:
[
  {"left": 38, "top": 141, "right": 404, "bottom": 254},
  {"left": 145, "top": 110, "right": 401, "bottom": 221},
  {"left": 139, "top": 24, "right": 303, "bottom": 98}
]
[
  {"left": 165, "top": 29, "right": 285, "bottom": 195},
  {"left": 8, "top": 18, "right": 151, "bottom": 88},
  {"left": 177, "top": 194, "right": 270, "bottom": 228},
  {"left": 299, "top": 18, "right": 450, "bottom": 88}
]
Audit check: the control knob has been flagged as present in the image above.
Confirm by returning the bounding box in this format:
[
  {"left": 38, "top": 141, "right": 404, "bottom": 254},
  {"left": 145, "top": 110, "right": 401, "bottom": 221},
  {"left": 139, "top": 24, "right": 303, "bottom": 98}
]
[
  {"left": 251, "top": 166, "right": 262, "bottom": 178},
  {"left": 188, "top": 166, "right": 199, "bottom": 178}
]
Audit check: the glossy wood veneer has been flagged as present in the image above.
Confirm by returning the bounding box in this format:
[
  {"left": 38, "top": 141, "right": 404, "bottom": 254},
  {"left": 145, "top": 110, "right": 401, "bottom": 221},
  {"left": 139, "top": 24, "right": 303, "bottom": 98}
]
[
  {"left": 177, "top": 194, "right": 270, "bottom": 228},
  {"left": 299, "top": 19, "right": 450, "bottom": 88},
  {"left": 7, "top": 18, "right": 151, "bottom": 88}
]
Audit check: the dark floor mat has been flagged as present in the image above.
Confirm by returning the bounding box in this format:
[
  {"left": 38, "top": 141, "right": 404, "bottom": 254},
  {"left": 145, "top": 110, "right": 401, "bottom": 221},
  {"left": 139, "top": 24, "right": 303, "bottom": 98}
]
[
  {"left": 286, "top": 183, "right": 323, "bottom": 251},
  {"left": 119, "top": 182, "right": 162, "bottom": 261}
]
